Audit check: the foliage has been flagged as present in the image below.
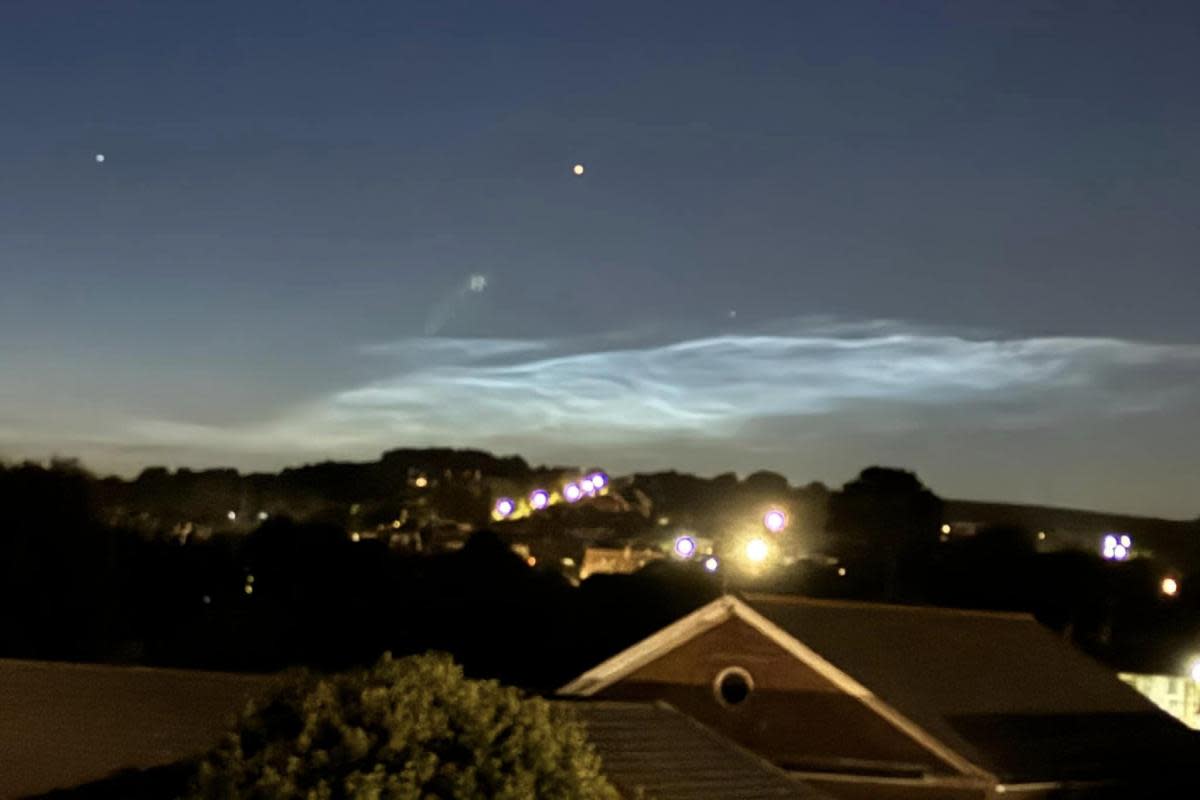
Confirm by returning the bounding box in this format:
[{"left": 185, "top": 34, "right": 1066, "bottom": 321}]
[{"left": 189, "top": 652, "right": 618, "bottom": 800}]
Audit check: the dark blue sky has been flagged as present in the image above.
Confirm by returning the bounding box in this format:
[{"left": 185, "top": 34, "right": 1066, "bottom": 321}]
[{"left": 2, "top": 1, "right": 1199, "bottom": 517}]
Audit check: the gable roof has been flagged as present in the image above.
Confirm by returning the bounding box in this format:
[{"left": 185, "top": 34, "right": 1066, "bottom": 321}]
[
  {"left": 560, "top": 595, "right": 989, "bottom": 779},
  {"left": 744, "top": 594, "right": 1198, "bottom": 782},
  {"left": 560, "top": 594, "right": 1198, "bottom": 784},
  {"left": 565, "top": 700, "right": 830, "bottom": 800}
]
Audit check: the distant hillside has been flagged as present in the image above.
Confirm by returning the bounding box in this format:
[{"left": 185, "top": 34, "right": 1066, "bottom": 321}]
[{"left": 945, "top": 499, "right": 1200, "bottom": 569}]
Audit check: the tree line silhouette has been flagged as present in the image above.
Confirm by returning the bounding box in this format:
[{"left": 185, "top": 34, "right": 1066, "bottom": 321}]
[{"left": 2, "top": 457, "right": 1199, "bottom": 683}]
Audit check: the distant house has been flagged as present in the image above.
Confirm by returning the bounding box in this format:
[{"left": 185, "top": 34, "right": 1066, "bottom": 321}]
[
  {"left": 560, "top": 594, "right": 1199, "bottom": 799},
  {"left": 565, "top": 700, "right": 829, "bottom": 799},
  {"left": 580, "top": 544, "right": 665, "bottom": 580},
  {"left": 1119, "top": 672, "right": 1200, "bottom": 730}
]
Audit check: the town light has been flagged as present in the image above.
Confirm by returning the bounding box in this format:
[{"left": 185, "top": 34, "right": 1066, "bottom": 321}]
[
  {"left": 704, "top": 556, "right": 719, "bottom": 572},
  {"left": 563, "top": 483, "right": 583, "bottom": 503},
  {"left": 941, "top": 524, "right": 952, "bottom": 535},
  {"left": 674, "top": 535, "right": 697, "bottom": 559},
  {"left": 589, "top": 472, "right": 608, "bottom": 490},
  {"left": 1162, "top": 577, "right": 1180, "bottom": 597},
  {"left": 1102, "top": 534, "right": 1132, "bottom": 561},
  {"left": 763, "top": 509, "right": 787, "bottom": 533},
  {"left": 581, "top": 478, "right": 596, "bottom": 494},
  {"left": 746, "top": 537, "right": 769, "bottom": 563},
  {"left": 494, "top": 497, "right": 515, "bottom": 518},
  {"left": 529, "top": 489, "right": 550, "bottom": 510},
  {"left": 226, "top": 510, "right": 237, "bottom": 522}
]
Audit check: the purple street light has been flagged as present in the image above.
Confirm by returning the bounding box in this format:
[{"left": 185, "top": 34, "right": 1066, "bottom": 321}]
[
  {"left": 529, "top": 489, "right": 550, "bottom": 510},
  {"left": 674, "top": 535, "right": 697, "bottom": 559},
  {"left": 763, "top": 509, "right": 788, "bottom": 533},
  {"left": 581, "top": 477, "right": 596, "bottom": 494},
  {"left": 494, "top": 497, "right": 515, "bottom": 518},
  {"left": 588, "top": 472, "right": 608, "bottom": 490},
  {"left": 563, "top": 482, "right": 583, "bottom": 503}
]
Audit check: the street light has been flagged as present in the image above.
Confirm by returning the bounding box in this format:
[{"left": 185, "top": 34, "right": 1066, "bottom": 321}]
[
  {"left": 674, "top": 535, "right": 696, "bottom": 559},
  {"left": 763, "top": 509, "right": 787, "bottom": 533},
  {"left": 1162, "top": 577, "right": 1180, "bottom": 597},
  {"left": 563, "top": 483, "right": 583, "bottom": 503},
  {"left": 529, "top": 489, "right": 550, "bottom": 510},
  {"left": 1102, "top": 534, "right": 1132, "bottom": 561},
  {"left": 745, "top": 537, "right": 769, "bottom": 563},
  {"left": 493, "top": 498, "right": 515, "bottom": 519}
]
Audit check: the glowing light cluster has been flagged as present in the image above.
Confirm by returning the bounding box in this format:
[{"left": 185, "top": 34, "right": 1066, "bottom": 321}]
[
  {"left": 1102, "top": 534, "right": 1132, "bottom": 561},
  {"left": 493, "top": 471, "right": 608, "bottom": 520}
]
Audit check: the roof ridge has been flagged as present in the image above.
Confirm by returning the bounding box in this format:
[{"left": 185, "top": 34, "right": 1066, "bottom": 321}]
[{"left": 740, "top": 592, "right": 1035, "bottom": 621}]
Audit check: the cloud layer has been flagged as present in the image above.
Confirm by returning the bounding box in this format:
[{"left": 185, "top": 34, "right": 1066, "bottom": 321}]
[
  {"left": 6, "top": 318, "right": 1199, "bottom": 516},
  {"left": 120, "top": 317, "right": 1200, "bottom": 451}
]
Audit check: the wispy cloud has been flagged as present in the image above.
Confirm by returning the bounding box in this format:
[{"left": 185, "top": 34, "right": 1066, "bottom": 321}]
[{"left": 111, "top": 318, "right": 1200, "bottom": 462}]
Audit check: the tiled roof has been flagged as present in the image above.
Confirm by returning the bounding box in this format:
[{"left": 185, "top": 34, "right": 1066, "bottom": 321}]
[
  {"left": 0, "top": 658, "right": 273, "bottom": 798},
  {"left": 566, "top": 700, "right": 830, "bottom": 800}
]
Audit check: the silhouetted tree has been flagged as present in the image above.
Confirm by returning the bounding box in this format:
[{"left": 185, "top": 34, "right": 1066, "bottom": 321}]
[
  {"left": 190, "top": 653, "right": 618, "bottom": 800},
  {"left": 826, "top": 467, "right": 942, "bottom": 600}
]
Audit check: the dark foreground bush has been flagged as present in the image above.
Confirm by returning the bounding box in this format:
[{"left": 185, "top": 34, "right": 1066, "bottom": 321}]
[{"left": 189, "top": 652, "right": 617, "bottom": 800}]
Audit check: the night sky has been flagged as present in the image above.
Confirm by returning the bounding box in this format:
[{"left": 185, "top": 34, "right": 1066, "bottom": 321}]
[{"left": 2, "top": 2, "right": 1199, "bottom": 517}]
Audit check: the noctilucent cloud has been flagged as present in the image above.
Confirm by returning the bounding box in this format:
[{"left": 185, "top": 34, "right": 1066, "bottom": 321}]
[{"left": 2, "top": 2, "right": 1198, "bottom": 517}]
